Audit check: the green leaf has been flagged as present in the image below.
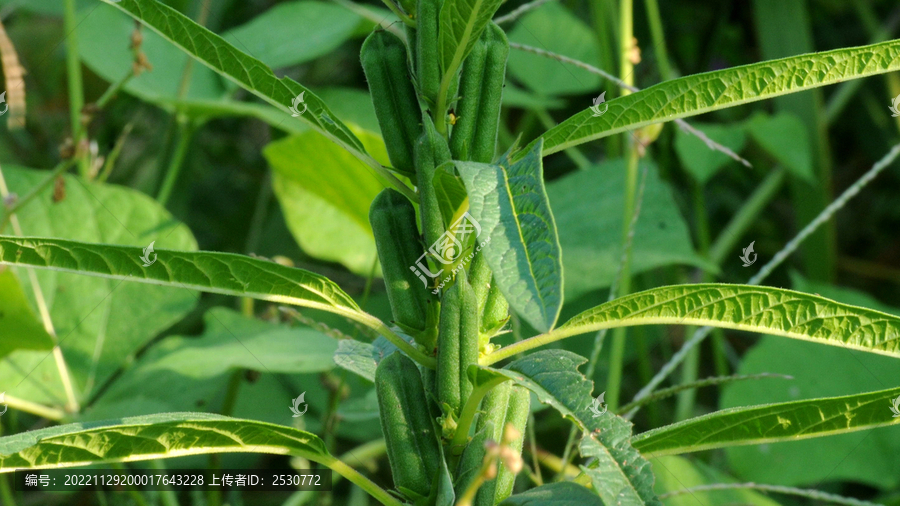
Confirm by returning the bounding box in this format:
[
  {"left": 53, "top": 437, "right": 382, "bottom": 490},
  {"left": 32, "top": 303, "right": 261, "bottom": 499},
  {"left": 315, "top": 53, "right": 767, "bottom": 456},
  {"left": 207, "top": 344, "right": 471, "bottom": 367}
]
[
  {"left": 650, "top": 455, "right": 782, "bottom": 506},
  {"left": 432, "top": 163, "right": 468, "bottom": 230},
  {"left": 527, "top": 38, "right": 900, "bottom": 158},
  {"left": 92, "top": 307, "right": 337, "bottom": 414},
  {"left": 0, "top": 413, "right": 330, "bottom": 470},
  {"left": 107, "top": 0, "right": 376, "bottom": 173},
  {"left": 439, "top": 0, "right": 505, "bottom": 82},
  {"left": 547, "top": 159, "right": 712, "bottom": 301},
  {"left": 0, "top": 268, "right": 54, "bottom": 359},
  {"left": 486, "top": 350, "right": 661, "bottom": 506},
  {"left": 632, "top": 385, "right": 900, "bottom": 457},
  {"left": 746, "top": 112, "right": 814, "bottom": 182},
  {"left": 457, "top": 140, "right": 563, "bottom": 332},
  {"left": 674, "top": 123, "right": 747, "bottom": 184},
  {"left": 222, "top": 1, "right": 363, "bottom": 69},
  {"left": 500, "top": 482, "right": 604, "bottom": 506},
  {"left": 0, "top": 166, "right": 196, "bottom": 406},
  {"left": 266, "top": 125, "right": 389, "bottom": 276},
  {"left": 79, "top": 3, "right": 226, "bottom": 103},
  {"left": 506, "top": 3, "right": 601, "bottom": 96},
  {"left": 721, "top": 274, "right": 900, "bottom": 489},
  {"left": 334, "top": 339, "right": 377, "bottom": 382}
]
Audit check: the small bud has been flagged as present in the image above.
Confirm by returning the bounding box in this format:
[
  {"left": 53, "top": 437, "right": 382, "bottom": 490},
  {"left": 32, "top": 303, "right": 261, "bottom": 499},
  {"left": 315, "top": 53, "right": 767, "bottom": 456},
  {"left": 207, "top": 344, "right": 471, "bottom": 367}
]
[
  {"left": 499, "top": 446, "right": 523, "bottom": 474},
  {"left": 484, "top": 440, "right": 500, "bottom": 457},
  {"left": 483, "top": 461, "right": 497, "bottom": 480}
]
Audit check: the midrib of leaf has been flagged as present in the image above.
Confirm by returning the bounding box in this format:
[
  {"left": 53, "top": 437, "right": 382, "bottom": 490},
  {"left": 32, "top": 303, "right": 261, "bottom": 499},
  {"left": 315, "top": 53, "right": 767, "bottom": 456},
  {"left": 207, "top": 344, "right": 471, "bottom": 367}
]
[
  {"left": 0, "top": 236, "right": 436, "bottom": 367},
  {"left": 484, "top": 283, "right": 900, "bottom": 364},
  {"left": 631, "top": 385, "right": 900, "bottom": 457},
  {"left": 523, "top": 38, "right": 900, "bottom": 158}
]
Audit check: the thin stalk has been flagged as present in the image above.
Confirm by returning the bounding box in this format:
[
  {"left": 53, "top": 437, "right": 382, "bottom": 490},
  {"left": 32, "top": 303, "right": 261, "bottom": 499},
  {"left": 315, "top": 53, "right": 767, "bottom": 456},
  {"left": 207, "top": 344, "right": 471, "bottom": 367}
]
[
  {"left": 642, "top": 0, "right": 673, "bottom": 80},
  {"left": 98, "top": 122, "right": 134, "bottom": 183},
  {"left": 618, "top": 372, "right": 792, "bottom": 415},
  {"left": 220, "top": 369, "right": 242, "bottom": 416},
  {"left": 0, "top": 473, "right": 14, "bottom": 506},
  {"left": 449, "top": 377, "right": 508, "bottom": 467},
  {"left": 95, "top": 70, "right": 135, "bottom": 110},
  {"left": 673, "top": 332, "right": 698, "bottom": 421},
  {"left": 494, "top": 0, "right": 557, "bottom": 24},
  {"left": 708, "top": 168, "right": 786, "bottom": 266},
  {"left": 1, "top": 394, "right": 67, "bottom": 421},
  {"left": 156, "top": 117, "right": 195, "bottom": 205},
  {"left": 63, "top": 0, "right": 88, "bottom": 177},
  {"left": 324, "top": 455, "right": 404, "bottom": 506}
]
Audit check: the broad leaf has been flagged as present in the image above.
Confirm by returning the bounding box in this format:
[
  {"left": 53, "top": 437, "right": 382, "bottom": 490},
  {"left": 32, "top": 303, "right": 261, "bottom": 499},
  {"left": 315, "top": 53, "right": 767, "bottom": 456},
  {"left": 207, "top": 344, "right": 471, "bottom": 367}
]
[
  {"left": 222, "top": 1, "right": 364, "bottom": 69},
  {"left": 90, "top": 308, "right": 337, "bottom": 418},
  {"left": 334, "top": 339, "right": 377, "bottom": 382},
  {"left": 527, "top": 38, "right": 900, "bottom": 158},
  {"left": 106, "top": 0, "right": 377, "bottom": 173},
  {"left": 266, "top": 125, "right": 389, "bottom": 275},
  {"left": 486, "top": 283, "right": 900, "bottom": 364},
  {"left": 457, "top": 141, "right": 563, "bottom": 332},
  {"left": 485, "top": 350, "right": 661, "bottom": 506},
  {"left": 0, "top": 413, "right": 330, "bottom": 470},
  {"left": 674, "top": 123, "right": 746, "bottom": 184},
  {"left": 506, "top": 3, "right": 601, "bottom": 96},
  {"left": 439, "top": 0, "right": 505, "bottom": 83},
  {"left": 547, "top": 159, "right": 712, "bottom": 301},
  {"left": 0, "top": 167, "right": 196, "bottom": 406},
  {"left": 746, "top": 112, "right": 814, "bottom": 182},
  {"left": 722, "top": 274, "right": 900, "bottom": 489},
  {"left": 632, "top": 385, "right": 900, "bottom": 457},
  {"left": 0, "top": 268, "right": 54, "bottom": 359},
  {"left": 500, "top": 482, "right": 604, "bottom": 506}
]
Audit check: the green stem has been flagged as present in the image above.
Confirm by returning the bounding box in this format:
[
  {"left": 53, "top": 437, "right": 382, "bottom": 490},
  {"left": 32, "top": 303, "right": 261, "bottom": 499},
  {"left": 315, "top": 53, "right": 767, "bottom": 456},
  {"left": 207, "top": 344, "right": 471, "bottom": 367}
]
[
  {"left": 708, "top": 167, "right": 786, "bottom": 265},
  {"left": 63, "top": 0, "right": 88, "bottom": 177},
  {"left": 156, "top": 118, "right": 195, "bottom": 205},
  {"left": 96, "top": 70, "right": 135, "bottom": 110},
  {"left": 0, "top": 473, "right": 15, "bottom": 506},
  {"left": 220, "top": 369, "right": 242, "bottom": 416},
  {"left": 449, "top": 377, "right": 508, "bottom": 466},
  {"left": 324, "top": 456, "right": 404, "bottom": 506},
  {"left": 673, "top": 329, "right": 699, "bottom": 421},
  {"left": 642, "top": 0, "right": 674, "bottom": 80}
]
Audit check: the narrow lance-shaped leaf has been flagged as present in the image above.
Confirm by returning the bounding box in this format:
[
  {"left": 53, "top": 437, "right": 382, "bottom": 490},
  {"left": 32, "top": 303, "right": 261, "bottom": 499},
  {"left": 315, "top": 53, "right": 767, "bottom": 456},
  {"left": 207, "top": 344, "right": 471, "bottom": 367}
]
[
  {"left": 104, "top": 0, "right": 399, "bottom": 187},
  {"left": 484, "top": 284, "right": 900, "bottom": 364},
  {"left": 0, "top": 236, "right": 434, "bottom": 367},
  {"left": 524, "top": 38, "right": 900, "bottom": 159},
  {"left": 632, "top": 385, "right": 900, "bottom": 458},
  {"left": 0, "top": 413, "right": 404, "bottom": 506},
  {"left": 479, "top": 350, "right": 662, "bottom": 506},
  {"left": 457, "top": 140, "right": 563, "bottom": 333}
]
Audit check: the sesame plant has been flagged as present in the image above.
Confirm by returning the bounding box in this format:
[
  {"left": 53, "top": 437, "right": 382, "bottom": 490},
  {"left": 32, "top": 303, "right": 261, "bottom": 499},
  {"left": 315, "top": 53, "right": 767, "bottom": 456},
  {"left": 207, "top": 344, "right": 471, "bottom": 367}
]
[{"left": 1, "top": 0, "right": 900, "bottom": 505}]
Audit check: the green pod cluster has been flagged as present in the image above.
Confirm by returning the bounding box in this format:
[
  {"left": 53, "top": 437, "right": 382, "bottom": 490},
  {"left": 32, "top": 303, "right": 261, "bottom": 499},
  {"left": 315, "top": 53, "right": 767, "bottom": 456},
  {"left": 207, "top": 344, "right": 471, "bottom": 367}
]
[
  {"left": 415, "top": 0, "right": 442, "bottom": 107},
  {"left": 473, "top": 384, "right": 530, "bottom": 506},
  {"left": 369, "top": 188, "right": 436, "bottom": 348},
  {"left": 449, "top": 22, "right": 509, "bottom": 163},
  {"left": 437, "top": 271, "right": 479, "bottom": 415},
  {"left": 375, "top": 352, "right": 443, "bottom": 499},
  {"left": 360, "top": 30, "right": 421, "bottom": 176}
]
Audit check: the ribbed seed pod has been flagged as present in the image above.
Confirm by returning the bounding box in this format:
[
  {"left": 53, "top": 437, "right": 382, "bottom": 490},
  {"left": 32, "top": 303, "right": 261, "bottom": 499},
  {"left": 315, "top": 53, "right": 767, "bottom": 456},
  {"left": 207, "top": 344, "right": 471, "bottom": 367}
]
[
  {"left": 481, "top": 385, "right": 529, "bottom": 505},
  {"left": 375, "top": 352, "right": 443, "bottom": 498},
  {"left": 415, "top": 114, "right": 451, "bottom": 252},
  {"left": 360, "top": 30, "right": 421, "bottom": 176},
  {"left": 480, "top": 282, "right": 509, "bottom": 342},
  {"left": 449, "top": 22, "right": 509, "bottom": 163},
  {"left": 415, "top": 0, "right": 442, "bottom": 106},
  {"left": 369, "top": 188, "right": 436, "bottom": 348},
  {"left": 437, "top": 270, "right": 479, "bottom": 414}
]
